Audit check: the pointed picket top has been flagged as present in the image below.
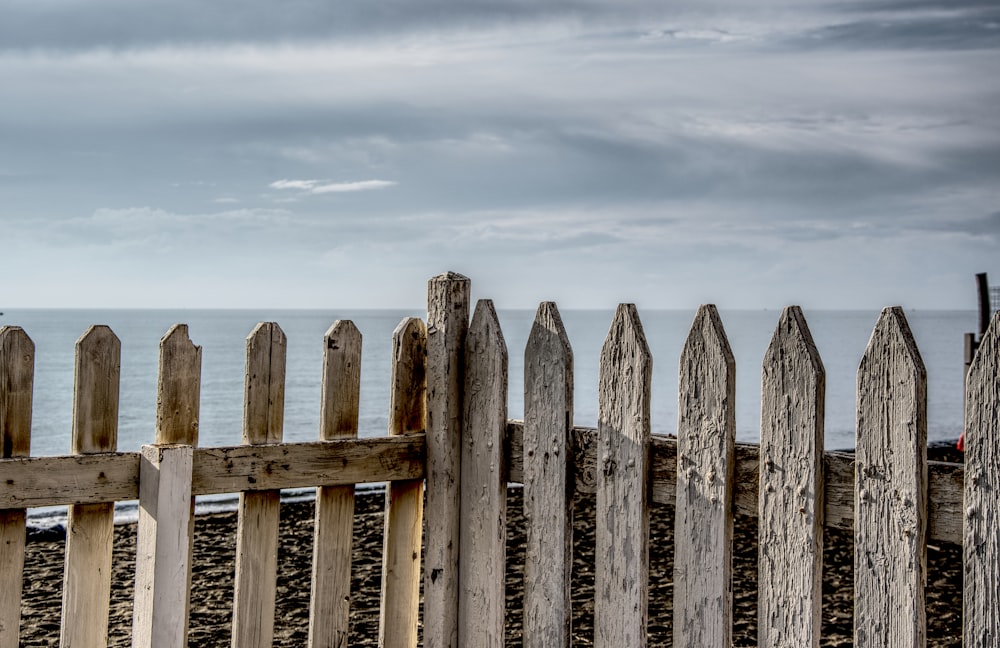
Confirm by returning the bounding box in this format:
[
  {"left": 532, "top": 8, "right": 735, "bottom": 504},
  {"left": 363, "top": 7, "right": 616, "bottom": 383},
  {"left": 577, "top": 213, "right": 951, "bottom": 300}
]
[
  {"left": 243, "top": 322, "right": 287, "bottom": 445},
  {"left": 964, "top": 312, "right": 1000, "bottom": 647},
  {"left": 855, "top": 306, "right": 927, "bottom": 648},
  {"left": 523, "top": 301, "right": 574, "bottom": 648},
  {"left": 0, "top": 325, "right": 34, "bottom": 458},
  {"left": 595, "top": 304, "right": 651, "bottom": 648},
  {"left": 320, "top": 320, "right": 362, "bottom": 441},
  {"left": 73, "top": 325, "right": 121, "bottom": 454},
  {"left": 458, "top": 299, "right": 508, "bottom": 648},
  {"left": 390, "top": 317, "right": 427, "bottom": 437},
  {"left": 156, "top": 324, "right": 202, "bottom": 445},
  {"left": 675, "top": 304, "right": 735, "bottom": 648},
  {"left": 758, "top": 307, "right": 825, "bottom": 648}
]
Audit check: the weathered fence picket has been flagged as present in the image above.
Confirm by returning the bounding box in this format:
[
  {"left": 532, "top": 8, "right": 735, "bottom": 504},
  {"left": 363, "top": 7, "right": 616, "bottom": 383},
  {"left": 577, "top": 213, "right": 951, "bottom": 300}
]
[
  {"left": 522, "top": 302, "right": 573, "bottom": 648},
  {"left": 424, "top": 271, "right": 470, "bottom": 648},
  {"left": 758, "top": 307, "right": 825, "bottom": 648},
  {"left": 0, "top": 326, "right": 33, "bottom": 648},
  {"left": 855, "top": 307, "right": 927, "bottom": 647},
  {"left": 674, "top": 304, "right": 736, "bottom": 648},
  {"left": 132, "top": 324, "right": 201, "bottom": 648},
  {"left": 3, "top": 273, "right": 999, "bottom": 648},
  {"left": 232, "top": 322, "right": 287, "bottom": 648},
  {"left": 458, "top": 300, "right": 508, "bottom": 648},
  {"left": 308, "top": 320, "right": 361, "bottom": 648},
  {"left": 595, "top": 304, "right": 652, "bottom": 648},
  {"left": 61, "top": 326, "right": 121, "bottom": 648},
  {"left": 379, "top": 317, "right": 427, "bottom": 648},
  {"left": 964, "top": 312, "right": 1000, "bottom": 647}
]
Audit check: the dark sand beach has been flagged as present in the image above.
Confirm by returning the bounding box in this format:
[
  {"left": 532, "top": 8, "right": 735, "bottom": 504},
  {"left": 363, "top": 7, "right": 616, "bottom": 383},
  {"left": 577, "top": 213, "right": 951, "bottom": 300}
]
[{"left": 20, "top": 448, "right": 964, "bottom": 647}]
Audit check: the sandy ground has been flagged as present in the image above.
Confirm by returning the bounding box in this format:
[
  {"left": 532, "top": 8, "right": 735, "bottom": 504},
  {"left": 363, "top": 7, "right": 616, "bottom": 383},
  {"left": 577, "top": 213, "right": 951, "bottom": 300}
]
[{"left": 19, "top": 450, "right": 964, "bottom": 647}]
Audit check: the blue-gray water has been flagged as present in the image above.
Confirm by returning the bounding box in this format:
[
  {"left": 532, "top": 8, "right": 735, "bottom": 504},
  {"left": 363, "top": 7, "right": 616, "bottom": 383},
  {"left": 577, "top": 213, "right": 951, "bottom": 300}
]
[
  {"left": 2, "top": 307, "right": 973, "bottom": 527},
  {"left": 3, "top": 307, "right": 973, "bottom": 454}
]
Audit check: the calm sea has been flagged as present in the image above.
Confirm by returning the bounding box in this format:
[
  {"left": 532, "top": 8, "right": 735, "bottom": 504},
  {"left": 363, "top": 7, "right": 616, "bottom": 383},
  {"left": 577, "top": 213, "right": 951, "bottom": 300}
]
[{"left": 3, "top": 307, "right": 974, "bottom": 455}]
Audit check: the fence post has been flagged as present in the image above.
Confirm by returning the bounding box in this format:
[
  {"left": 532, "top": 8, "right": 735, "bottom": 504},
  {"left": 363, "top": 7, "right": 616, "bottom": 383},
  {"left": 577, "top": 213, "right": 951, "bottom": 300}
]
[
  {"left": 523, "top": 302, "right": 573, "bottom": 648},
  {"left": 674, "top": 304, "right": 735, "bottom": 648},
  {"left": 458, "top": 300, "right": 508, "bottom": 648},
  {"left": 855, "top": 307, "right": 927, "bottom": 647},
  {"left": 61, "top": 326, "right": 121, "bottom": 648},
  {"left": 132, "top": 324, "right": 201, "bottom": 648},
  {"left": 758, "top": 307, "right": 824, "bottom": 648},
  {"left": 232, "top": 323, "right": 286, "bottom": 648},
  {"left": 308, "top": 320, "right": 361, "bottom": 648},
  {"left": 424, "top": 271, "right": 470, "bottom": 648},
  {"left": 595, "top": 304, "right": 652, "bottom": 648},
  {"left": 379, "top": 317, "right": 427, "bottom": 648},
  {"left": 0, "top": 326, "right": 33, "bottom": 648},
  {"left": 964, "top": 312, "right": 1000, "bottom": 647}
]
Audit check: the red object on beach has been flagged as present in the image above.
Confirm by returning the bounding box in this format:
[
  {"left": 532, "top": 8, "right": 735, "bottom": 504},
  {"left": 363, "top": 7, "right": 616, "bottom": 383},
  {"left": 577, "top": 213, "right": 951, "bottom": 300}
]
[{"left": 957, "top": 432, "right": 965, "bottom": 452}]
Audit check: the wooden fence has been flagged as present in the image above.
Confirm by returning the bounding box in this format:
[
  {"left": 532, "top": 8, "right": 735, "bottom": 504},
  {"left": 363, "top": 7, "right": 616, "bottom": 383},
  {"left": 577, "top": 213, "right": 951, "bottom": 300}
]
[{"left": 0, "top": 271, "right": 998, "bottom": 647}]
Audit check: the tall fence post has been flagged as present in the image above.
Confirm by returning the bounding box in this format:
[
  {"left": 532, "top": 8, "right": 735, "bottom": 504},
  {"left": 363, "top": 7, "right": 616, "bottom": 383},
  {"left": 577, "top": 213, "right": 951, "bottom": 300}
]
[
  {"left": 379, "top": 317, "right": 427, "bottom": 648},
  {"left": 424, "top": 271, "right": 470, "bottom": 648},
  {"left": 0, "top": 326, "right": 33, "bottom": 648},
  {"left": 674, "top": 304, "right": 735, "bottom": 648},
  {"left": 523, "top": 302, "right": 574, "bottom": 648},
  {"left": 595, "top": 304, "right": 652, "bottom": 648},
  {"left": 308, "top": 320, "right": 362, "bottom": 648},
  {"left": 458, "top": 300, "right": 508, "bottom": 648},
  {"left": 61, "top": 326, "right": 121, "bottom": 648},
  {"left": 758, "top": 307, "right": 825, "bottom": 648},
  {"left": 132, "top": 324, "right": 201, "bottom": 648},
  {"left": 964, "top": 312, "right": 1000, "bottom": 647},
  {"left": 855, "top": 307, "right": 927, "bottom": 647},
  {"left": 232, "top": 323, "right": 286, "bottom": 648}
]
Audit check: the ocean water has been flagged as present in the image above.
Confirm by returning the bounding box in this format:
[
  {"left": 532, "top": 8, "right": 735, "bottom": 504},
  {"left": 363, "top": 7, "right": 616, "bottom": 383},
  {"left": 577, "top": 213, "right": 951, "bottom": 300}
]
[
  {"left": 2, "top": 307, "right": 975, "bottom": 526},
  {"left": 2, "top": 307, "right": 974, "bottom": 454}
]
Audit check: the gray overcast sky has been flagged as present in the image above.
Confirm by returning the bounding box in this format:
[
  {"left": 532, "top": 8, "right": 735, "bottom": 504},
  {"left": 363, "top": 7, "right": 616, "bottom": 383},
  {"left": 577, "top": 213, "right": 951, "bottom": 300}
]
[{"left": 2, "top": 0, "right": 998, "bottom": 310}]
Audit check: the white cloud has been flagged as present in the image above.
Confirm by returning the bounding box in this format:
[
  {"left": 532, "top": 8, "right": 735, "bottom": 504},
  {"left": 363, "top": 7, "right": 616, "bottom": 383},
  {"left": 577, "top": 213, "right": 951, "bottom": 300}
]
[{"left": 270, "top": 179, "right": 397, "bottom": 194}]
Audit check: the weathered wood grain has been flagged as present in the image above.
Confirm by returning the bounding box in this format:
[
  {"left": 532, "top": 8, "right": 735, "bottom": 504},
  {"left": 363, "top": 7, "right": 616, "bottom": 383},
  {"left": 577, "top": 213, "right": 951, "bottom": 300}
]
[
  {"left": 379, "top": 317, "right": 427, "bottom": 648},
  {"left": 507, "top": 423, "right": 964, "bottom": 544},
  {"left": 61, "top": 326, "right": 121, "bottom": 648},
  {"left": 131, "top": 444, "right": 194, "bottom": 648},
  {"left": 309, "top": 320, "right": 361, "bottom": 648},
  {"left": 964, "top": 312, "right": 1000, "bottom": 647},
  {"left": 522, "top": 302, "right": 574, "bottom": 648},
  {"left": 0, "top": 326, "right": 33, "bottom": 648},
  {"left": 595, "top": 304, "right": 651, "bottom": 648},
  {"left": 674, "top": 305, "right": 735, "bottom": 648},
  {"left": 458, "top": 300, "right": 508, "bottom": 648},
  {"left": 758, "top": 307, "right": 825, "bottom": 648},
  {"left": 156, "top": 324, "right": 201, "bottom": 445},
  {"left": 232, "top": 323, "right": 286, "bottom": 648},
  {"left": 854, "top": 307, "right": 927, "bottom": 648},
  {"left": 424, "top": 271, "right": 470, "bottom": 648}
]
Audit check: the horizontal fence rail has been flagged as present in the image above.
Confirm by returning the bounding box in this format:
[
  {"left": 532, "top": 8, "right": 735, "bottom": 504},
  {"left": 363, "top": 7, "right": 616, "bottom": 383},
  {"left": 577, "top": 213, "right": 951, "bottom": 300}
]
[{"left": 1, "top": 272, "right": 997, "bottom": 648}]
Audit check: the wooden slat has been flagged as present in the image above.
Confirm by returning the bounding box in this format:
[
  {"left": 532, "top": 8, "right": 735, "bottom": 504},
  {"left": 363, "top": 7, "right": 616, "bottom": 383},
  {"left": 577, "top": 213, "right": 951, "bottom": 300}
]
[
  {"left": 854, "top": 307, "right": 927, "bottom": 648},
  {"left": 674, "top": 304, "right": 735, "bottom": 648},
  {"left": 758, "top": 307, "right": 824, "bottom": 648},
  {"left": 379, "top": 317, "right": 427, "bottom": 648},
  {"left": 522, "top": 302, "right": 573, "bottom": 648},
  {"left": 424, "top": 271, "right": 470, "bottom": 648},
  {"left": 155, "top": 324, "right": 202, "bottom": 445},
  {"left": 964, "top": 312, "right": 1000, "bottom": 647},
  {"left": 61, "top": 326, "right": 121, "bottom": 648},
  {"left": 308, "top": 320, "right": 361, "bottom": 648},
  {"left": 232, "top": 322, "right": 286, "bottom": 648},
  {"left": 133, "top": 324, "right": 201, "bottom": 646},
  {"left": 595, "top": 304, "right": 651, "bottom": 648},
  {"left": 0, "top": 326, "right": 33, "bottom": 648},
  {"left": 458, "top": 300, "right": 508, "bottom": 648},
  {"left": 131, "top": 444, "right": 195, "bottom": 648}
]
